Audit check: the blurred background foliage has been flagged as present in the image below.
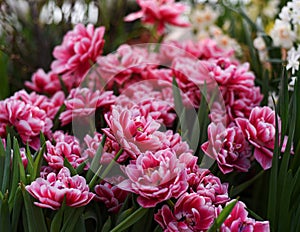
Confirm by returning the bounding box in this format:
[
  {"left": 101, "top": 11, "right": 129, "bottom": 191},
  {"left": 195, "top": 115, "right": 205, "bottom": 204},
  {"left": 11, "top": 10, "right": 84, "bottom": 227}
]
[{"left": 0, "top": 0, "right": 145, "bottom": 98}]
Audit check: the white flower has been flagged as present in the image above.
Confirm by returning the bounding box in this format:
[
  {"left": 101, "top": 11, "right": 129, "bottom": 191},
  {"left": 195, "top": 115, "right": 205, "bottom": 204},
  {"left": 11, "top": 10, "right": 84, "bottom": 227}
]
[
  {"left": 279, "top": 6, "right": 291, "bottom": 22},
  {"left": 288, "top": 76, "right": 297, "bottom": 91},
  {"left": 263, "top": 0, "right": 280, "bottom": 19},
  {"left": 270, "top": 19, "right": 296, "bottom": 49},
  {"left": 287, "top": 47, "right": 300, "bottom": 74},
  {"left": 191, "top": 5, "right": 218, "bottom": 30},
  {"left": 253, "top": 36, "right": 266, "bottom": 51}
]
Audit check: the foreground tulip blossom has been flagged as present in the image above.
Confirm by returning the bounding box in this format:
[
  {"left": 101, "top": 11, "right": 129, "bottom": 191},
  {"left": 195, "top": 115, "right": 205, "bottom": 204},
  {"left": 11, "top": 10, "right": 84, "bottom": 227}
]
[
  {"left": 218, "top": 200, "right": 270, "bottom": 232},
  {"left": 235, "top": 106, "right": 282, "bottom": 170},
  {"left": 103, "top": 105, "right": 167, "bottom": 158},
  {"left": 44, "top": 131, "right": 86, "bottom": 170},
  {"left": 154, "top": 192, "right": 215, "bottom": 231},
  {"left": 202, "top": 123, "right": 252, "bottom": 174},
  {"left": 118, "top": 149, "right": 189, "bottom": 207},
  {"left": 94, "top": 176, "right": 129, "bottom": 213},
  {"left": 26, "top": 167, "right": 95, "bottom": 210},
  {"left": 188, "top": 168, "right": 229, "bottom": 205},
  {"left": 124, "top": 0, "right": 190, "bottom": 34}
]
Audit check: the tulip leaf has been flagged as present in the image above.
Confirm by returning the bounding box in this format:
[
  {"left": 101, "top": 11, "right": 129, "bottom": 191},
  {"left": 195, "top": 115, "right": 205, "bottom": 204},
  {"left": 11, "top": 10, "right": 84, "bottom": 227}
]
[
  {"left": 8, "top": 138, "right": 21, "bottom": 208},
  {"left": 86, "top": 134, "right": 106, "bottom": 182},
  {"left": 61, "top": 207, "right": 85, "bottom": 232},
  {"left": 101, "top": 216, "right": 111, "bottom": 232},
  {"left": 1, "top": 135, "right": 11, "bottom": 193},
  {"left": 32, "top": 143, "right": 45, "bottom": 180},
  {"left": 0, "top": 139, "right": 6, "bottom": 192},
  {"left": 0, "top": 194, "right": 11, "bottom": 231},
  {"left": 11, "top": 186, "right": 23, "bottom": 232},
  {"left": 110, "top": 207, "right": 148, "bottom": 232},
  {"left": 116, "top": 207, "right": 134, "bottom": 225},
  {"left": 21, "top": 183, "right": 47, "bottom": 232},
  {"left": 25, "top": 144, "right": 34, "bottom": 176},
  {"left": 63, "top": 158, "right": 77, "bottom": 176}
]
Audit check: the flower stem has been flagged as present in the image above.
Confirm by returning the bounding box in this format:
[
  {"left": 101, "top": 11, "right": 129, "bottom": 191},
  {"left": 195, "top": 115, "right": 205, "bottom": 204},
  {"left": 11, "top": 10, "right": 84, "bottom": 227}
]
[{"left": 101, "top": 148, "right": 123, "bottom": 179}]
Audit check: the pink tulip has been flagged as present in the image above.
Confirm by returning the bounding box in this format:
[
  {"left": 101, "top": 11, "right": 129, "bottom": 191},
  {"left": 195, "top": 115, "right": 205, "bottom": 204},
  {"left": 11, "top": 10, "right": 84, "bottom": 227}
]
[
  {"left": 202, "top": 123, "right": 252, "bottom": 174},
  {"left": 188, "top": 168, "right": 229, "bottom": 205},
  {"left": 118, "top": 149, "right": 188, "bottom": 207},
  {"left": 103, "top": 105, "right": 167, "bottom": 158},
  {"left": 83, "top": 132, "right": 129, "bottom": 164},
  {"left": 26, "top": 167, "right": 95, "bottom": 210},
  {"left": 155, "top": 193, "right": 215, "bottom": 231},
  {"left": 51, "top": 24, "right": 105, "bottom": 87},
  {"left": 124, "top": 0, "right": 190, "bottom": 34},
  {"left": 94, "top": 176, "right": 129, "bottom": 213},
  {"left": 219, "top": 200, "right": 270, "bottom": 232},
  {"left": 60, "top": 87, "right": 115, "bottom": 126},
  {"left": 116, "top": 82, "right": 176, "bottom": 127},
  {"left": 236, "top": 106, "right": 279, "bottom": 170},
  {"left": 44, "top": 131, "right": 87, "bottom": 170},
  {"left": 25, "top": 69, "right": 62, "bottom": 95},
  {"left": 95, "top": 44, "right": 157, "bottom": 90},
  {"left": 0, "top": 90, "right": 56, "bottom": 149}
]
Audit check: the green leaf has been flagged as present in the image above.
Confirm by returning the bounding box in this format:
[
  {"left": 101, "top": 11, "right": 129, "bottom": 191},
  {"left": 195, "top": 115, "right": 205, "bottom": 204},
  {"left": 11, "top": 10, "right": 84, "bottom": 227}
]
[
  {"left": 207, "top": 199, "right": 238, "bottom": 232},
  {"left": 172, "top": 77, "right": 184, "bottom": 121},
  {"left": 63, "top": 158, "right": 77, "bottom": 176},
  {"left": 116, "top": 207, "right": 134, "bottom": 225},
  {"left": 50, "top": 206, "right": 65, "bottom": 232},
  {"left": 0, "top": 194, "right": 11, "bottom": 231},
  {"left": 0, "top": 138, "right": 6, "bottom": 189},
  {"left": 110, "top": 207, "right": 149, "bottom": 232},
  {"left": 86, "top": 134, "right": 106, "bottom": 182},
  {"left": 131, "top": 208, "right": 154, "bottom": 232},
  {"left": 8, "top": 138, "right": 21, "bottom": 208},
  {"left": 267, "top": 98, "right": 280, "bottom": 231},
  {"left": 101, "top": 216, "right": 111, "bottom": 232},
  {"left": 74, "top": 215, "right": 86, "bottom": 232},
  {"left": 11, "top": 186, "right": 23, "bottom": 232},
  {"left": 32, "top": 144, "right": 46, "bottom": 180},
  {"left": 1, "top": 135, "right": 11, "bottom": 193},
  {"left": 61, "top": 207, "right": 85, "bottom": 232},
  {"left": 25, "top": 144, "right": 34, "bottom": 175},
  {"left": 21, "top": 183, "right": 48, "bottom": 232},
  {"left": 14, "top": 140, "right": 26, "bottom": 184}
]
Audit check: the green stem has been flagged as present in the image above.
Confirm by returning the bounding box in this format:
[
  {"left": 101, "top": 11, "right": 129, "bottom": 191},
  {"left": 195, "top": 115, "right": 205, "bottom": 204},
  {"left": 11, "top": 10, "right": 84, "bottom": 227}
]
[
  {"left": 88, "top": 165, "right": 103, "bottom": 189},
  {"left": 101, "top": 148, "right": 123, "bottom": 179}
]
